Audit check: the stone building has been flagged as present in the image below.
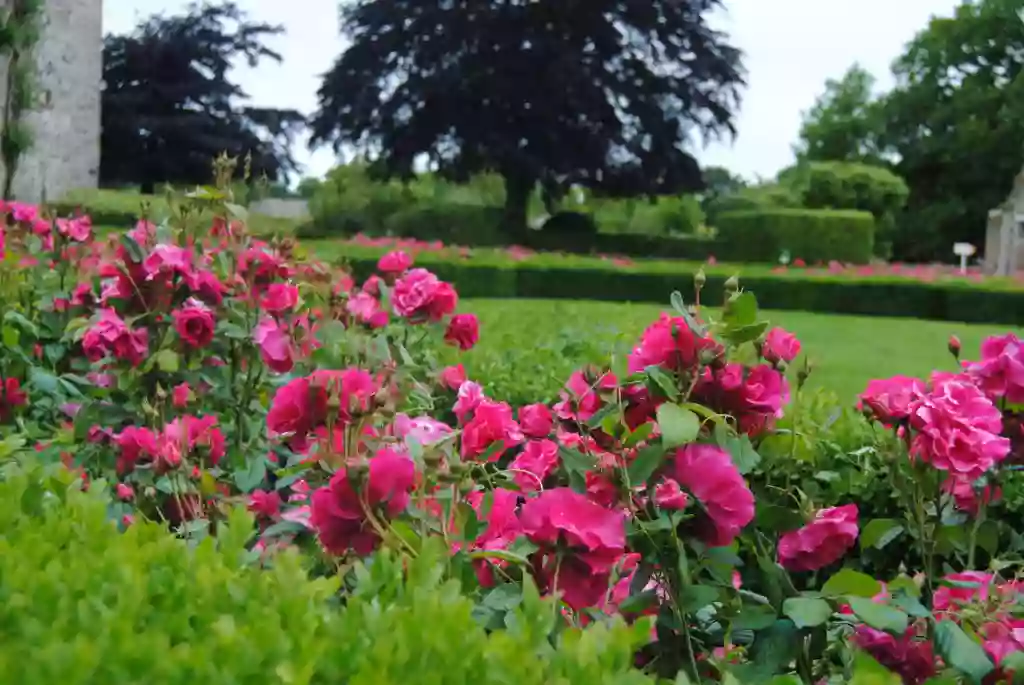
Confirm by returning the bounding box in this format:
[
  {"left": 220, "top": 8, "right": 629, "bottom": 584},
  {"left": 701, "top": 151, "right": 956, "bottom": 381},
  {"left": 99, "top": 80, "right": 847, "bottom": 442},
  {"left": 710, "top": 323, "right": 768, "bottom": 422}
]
[{"left": 0, "top": 0, "right": 103, "bottom": 203}]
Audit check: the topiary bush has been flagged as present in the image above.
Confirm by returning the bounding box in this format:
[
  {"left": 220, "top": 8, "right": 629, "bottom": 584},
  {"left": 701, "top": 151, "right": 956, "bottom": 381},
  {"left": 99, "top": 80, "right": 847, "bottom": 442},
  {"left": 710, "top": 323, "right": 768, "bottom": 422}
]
[
  {"left": 0, "top": 458, "right": 654, "bottom": 684},
  {"left": 715, "top": 207, "right": 875, "bottom": 264},
  {"left": 704, "top": 184, "right": 802, "bottom": 227},
  {"left": 778, "top": 161, "right": 909, "bottom": 258}
]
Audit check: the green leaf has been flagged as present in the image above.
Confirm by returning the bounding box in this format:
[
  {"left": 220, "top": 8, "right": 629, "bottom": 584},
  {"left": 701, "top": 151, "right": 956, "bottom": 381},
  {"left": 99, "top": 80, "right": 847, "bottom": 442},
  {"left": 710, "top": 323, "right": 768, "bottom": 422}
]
[
  {"left": 821, "top": 569, "right": 882, "bottom": 598},
  {"left": 847, "top": 596, "right": 908, "bottom": 634},
  {"left": 626, "top": 444, "right": 666, "bottom": 485},
  {"left": 850, "top": 652, "right": 902, "bottom": 685},
  {"left": 860, "top": 518, "right": 905, "bottom": 550},
  {"left": 681, "top": 584, "right": 719, "bottom": 612},
  {"left": 933, "top": 619, "right": 994, "bottom": 684},
  {"left": 623, "top": 421, "right": 655, "bottom": 448},
  {"left": 233, "top": 456, "right": 268, "bottom": 493},
  {"left": 716, "top": 426, "right": 761, "bottom": 475},
  {"left": 724, "top": 291, "right": 759, "bottom": 326},
  {"left": 28, "top": 367, "right": 59, "bottom": 394},
  {"left": 782, "top": 596, "right": 833, "bottom": 629},
  {"left": 656, "top": 403, "right": 700, "bottom": 448},
  {"left": 155, "top": 349, "right": 180, "bottom": 372},
  {"left": 644, "top": 365, "right": 679, "bottom": 401},
  {"left": 119, "top": 233, "right": 144, "bottom": 263},
  {"left": 731, "top": 604, "right": 778, "bottom": 630},
  {"left": 558, "top": 445, "right": 597, "bottom": 475}
]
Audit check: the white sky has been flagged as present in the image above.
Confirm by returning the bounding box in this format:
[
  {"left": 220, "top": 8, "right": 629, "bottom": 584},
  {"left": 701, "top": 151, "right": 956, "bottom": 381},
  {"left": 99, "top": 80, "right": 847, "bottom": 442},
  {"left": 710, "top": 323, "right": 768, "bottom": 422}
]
[{"left": 104, "top": 0, "right": 960, "bottom": 183}]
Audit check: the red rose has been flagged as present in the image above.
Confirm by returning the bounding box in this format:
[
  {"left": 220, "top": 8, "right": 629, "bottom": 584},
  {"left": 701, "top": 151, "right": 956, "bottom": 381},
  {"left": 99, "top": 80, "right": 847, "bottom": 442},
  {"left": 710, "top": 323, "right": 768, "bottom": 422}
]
[
  {"left": 82, "top": 308, "right": 149, "bottom": 366},
  {"left": 461, "top": 399, "right": 524, "bottom": 460},
  {"left": 439, "top": 364, "right": 467, "bottom": 391},
  {"left": 628, "top": 313, "right": 720, "bottom": 374},
  {"left": 508, "top": 439, "right": 560, "bottom": 492},
  {"left": 0, "top": 377, "right": 27, "bottom": 418},
  {"left": 172, "top": 299, "right": 216, "bottom": 349},
  {"left": 248, "top": 489, "right": 282, "bottom": 519},
  {"left": 444, "top": 313, "right": 479, "bottom": 350},
  {"left": 518, "top": 403, "right": 553, "bottom": 438},
  {"left": 778, "top": 503, "right": 859, "bottom": 572},
  {"left": 310, "top": 450, "right": 416, "bottom": 555}
]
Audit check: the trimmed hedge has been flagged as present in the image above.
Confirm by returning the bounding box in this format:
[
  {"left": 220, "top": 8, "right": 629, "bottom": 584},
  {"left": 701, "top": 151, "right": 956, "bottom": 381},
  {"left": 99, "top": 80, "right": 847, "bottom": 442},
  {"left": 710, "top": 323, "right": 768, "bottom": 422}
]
[
  {"left": 715, "top": 208, "right": 875, "bottom": 265},
  {"left": 0, "top": 459, "right": 653, "bottom": 684},
  {"left": 336, "top": 254, "right": 1024, "bottom": 325}
]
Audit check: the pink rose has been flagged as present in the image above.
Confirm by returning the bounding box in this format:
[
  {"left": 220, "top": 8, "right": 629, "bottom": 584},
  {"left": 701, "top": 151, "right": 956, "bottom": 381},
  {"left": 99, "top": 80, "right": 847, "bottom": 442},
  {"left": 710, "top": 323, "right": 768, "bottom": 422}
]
[
  {"left": 461, "top": 399, "right": 524, "bottom": 460},
  {"left": 762, "top": 327, "right": 801, "bottom": 365},
  {"left": 465, "top": 488, "right": 523, "bottom": 586},
  {"left": 444, "top": 313, "right": 479, "bottom": 350},
  {"left": 859, "top": 376, "right": 927, "bottom": 426},
  {"left": 261, "top": 282, "right": 300, "bottom": 315},
  {"left": 518, "top": 403, "right": 553, "bottom": 438},
  {"left": 654, "top": 478, "right": 690, "bottom": 510},
  {"left": 852, "top": 627, "right": 936, "bottom": 684},
  {"left": 553, "top": 369, "right": 617, "bottom": 423},
  {"left": 453, "top": 380, "right": 485, "bottom": 424},
  {"left": 115, "top": 483, "right": 134, "bottom": 501},
  {"left": 253, "top": 316, "right": 294, "bottom": 373},
  {"left": 964, "top": 333, "right": 1024, "bottom": 403},
  {"left": 519, "top": 488, "right": 626, "bottom": 610},
  {"left": 172, "top": 382, "right": 191, "bottom": 408},
  {"left": 172, "top": 299, "right": 216, "bottom": 349},
  {"left": 377, "top": 250, "right": 413, "bottom": 275},
  {"left": 82, "top": 308, "right": 149, "bottom": 367},
  {"left": 56, "top": 216, "right": 92, "bottom": 242},
  {"left": 266, "top": 369, "right": 377, "bottom": 449},
  {"left": 628, "top": 313, "right": 720, "bottom": 374},
  {"left": 393, "top": 413, "right": 452, "bottom": 448},
  {"left": 310, "top": 450, "right": 416, "bottom": 555},
  {"left": 184, "top": 269, "right": 226, "bottom": 305},
  {"left": 391, "top": 268, "right": 457, "bottom": 321},
  {"left": 248, "top": 489, "right": 282, "bottom": 519},
  {"left": 909, "top": 374, "right": 1010, "bottom": 481},
  {"left": 439, "top": 364, "right": 467, "bottom": 391},
  {"left": 115, "top": 426, "right": 159, "bottom": 474},
  {"left": 347, "top": 291, "right": 389, "bottom": 328},
  {"left": 932, "top": 571, "right": 996, "bottom": 614},
  {"left": 673, "top": 444, "right": 754, "bottom": 546},
  {"left": 142, "top": 243, "right": 193, "bottom": 280},
  {"left": 778, "top": 503, "right": 859, "bottom": 571},
  {"left": 508, "top": 439, "right": 560, "bottom": 491},
  {"left": 942, "top": 474, "right": 1001, "bottom": 516}
]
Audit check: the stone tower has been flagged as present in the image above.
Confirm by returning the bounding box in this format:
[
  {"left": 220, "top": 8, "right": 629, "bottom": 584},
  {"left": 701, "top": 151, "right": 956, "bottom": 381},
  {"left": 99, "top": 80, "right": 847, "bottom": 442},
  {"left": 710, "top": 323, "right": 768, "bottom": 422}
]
[{"left": 0, "top": 0, "right": 103, "bottom": 203}]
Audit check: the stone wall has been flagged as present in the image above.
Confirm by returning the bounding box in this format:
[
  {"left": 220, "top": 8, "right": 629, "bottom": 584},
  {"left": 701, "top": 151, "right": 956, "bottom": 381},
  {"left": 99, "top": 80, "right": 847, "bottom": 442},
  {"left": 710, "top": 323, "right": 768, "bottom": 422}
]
[{"left": 0, "top": 0, "right": 102, "bottom": 203}]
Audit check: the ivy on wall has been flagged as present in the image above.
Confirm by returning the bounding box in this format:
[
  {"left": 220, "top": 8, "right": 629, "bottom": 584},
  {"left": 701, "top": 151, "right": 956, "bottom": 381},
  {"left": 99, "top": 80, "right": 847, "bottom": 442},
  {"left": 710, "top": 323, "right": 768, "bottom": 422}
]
[{"left": 0, "top": 0, "right": 43, "bottom": 200}]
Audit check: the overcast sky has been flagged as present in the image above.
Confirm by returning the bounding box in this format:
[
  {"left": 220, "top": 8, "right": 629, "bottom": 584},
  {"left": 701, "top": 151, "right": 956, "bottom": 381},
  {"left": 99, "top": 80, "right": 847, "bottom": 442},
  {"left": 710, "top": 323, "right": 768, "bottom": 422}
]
[{"left": 104, "top": 0, "right": 960, "bottom": 182}]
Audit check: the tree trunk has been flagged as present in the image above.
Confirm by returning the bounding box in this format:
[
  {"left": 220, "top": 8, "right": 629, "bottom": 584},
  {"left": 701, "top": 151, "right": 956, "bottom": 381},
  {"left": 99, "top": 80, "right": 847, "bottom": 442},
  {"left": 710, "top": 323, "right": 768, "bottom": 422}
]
[{"left": 502, "top": 172, "right": 533, "bottom": 239}]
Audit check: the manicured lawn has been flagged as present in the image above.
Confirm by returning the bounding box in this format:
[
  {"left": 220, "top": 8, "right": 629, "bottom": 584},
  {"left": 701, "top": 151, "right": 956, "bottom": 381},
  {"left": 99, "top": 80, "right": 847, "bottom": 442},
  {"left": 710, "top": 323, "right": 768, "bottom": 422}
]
[{"left": 453, "top": 298, "right": 1023, "bottom": 405}]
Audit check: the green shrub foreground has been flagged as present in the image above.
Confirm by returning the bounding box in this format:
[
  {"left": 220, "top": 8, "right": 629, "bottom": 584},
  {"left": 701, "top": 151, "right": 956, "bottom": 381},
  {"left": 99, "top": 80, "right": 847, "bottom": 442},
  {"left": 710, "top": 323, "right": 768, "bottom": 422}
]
[{"left": 0, "top": 458, "right": 653, "bottom": 684}]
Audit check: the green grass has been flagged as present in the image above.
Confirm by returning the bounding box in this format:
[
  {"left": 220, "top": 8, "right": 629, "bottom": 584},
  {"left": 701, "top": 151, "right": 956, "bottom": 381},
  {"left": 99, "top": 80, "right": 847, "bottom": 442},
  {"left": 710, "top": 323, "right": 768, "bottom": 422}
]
[{"left": 452, "top": 299, "right": 1023, "bottom": 406}]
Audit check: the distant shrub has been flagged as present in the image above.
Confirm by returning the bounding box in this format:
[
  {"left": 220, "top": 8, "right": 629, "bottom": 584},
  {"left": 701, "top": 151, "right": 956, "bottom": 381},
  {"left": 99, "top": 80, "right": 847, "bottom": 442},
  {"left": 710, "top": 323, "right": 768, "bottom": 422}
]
[
  {"left": 715, "top": 207, "right": 875, "bottom": 264},
  {"left": 542, "top": 210, "right": 599, "bottom": 238},
  {"left": 384, "top": 202, "right": 507, "bottom": 245},
  {"left": 704, "top": 184, "right": 801, "bottom": 226},
  {"left": 778, "top": 161, "right": 908, "bottom": 258},
  {"left": 0, "top": 459, "right": 653, "bottom": 684}
]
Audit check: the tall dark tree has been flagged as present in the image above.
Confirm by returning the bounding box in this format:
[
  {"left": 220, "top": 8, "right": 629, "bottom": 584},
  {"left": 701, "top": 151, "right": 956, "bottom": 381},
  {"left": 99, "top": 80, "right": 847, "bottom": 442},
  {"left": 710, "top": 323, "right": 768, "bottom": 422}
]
[
  {"left": 101, "top": 2, "right": 306, "bottom": 193},
  {"left": 310, "top": 0, "right": 744, "bottom": 233}
]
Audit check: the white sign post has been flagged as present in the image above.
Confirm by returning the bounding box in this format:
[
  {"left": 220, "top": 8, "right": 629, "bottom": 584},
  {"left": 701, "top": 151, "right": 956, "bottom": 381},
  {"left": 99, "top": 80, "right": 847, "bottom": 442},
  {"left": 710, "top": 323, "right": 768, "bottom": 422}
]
[{"left": 953, "top": 242, "right": 976, "bottom": 275}]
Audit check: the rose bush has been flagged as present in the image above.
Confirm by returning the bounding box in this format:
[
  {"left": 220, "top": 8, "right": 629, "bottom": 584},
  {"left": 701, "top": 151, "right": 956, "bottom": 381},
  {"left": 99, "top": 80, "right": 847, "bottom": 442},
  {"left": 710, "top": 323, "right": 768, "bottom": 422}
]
[{"left": 4, "top": 179, "right": 1024, "bottom": 684}]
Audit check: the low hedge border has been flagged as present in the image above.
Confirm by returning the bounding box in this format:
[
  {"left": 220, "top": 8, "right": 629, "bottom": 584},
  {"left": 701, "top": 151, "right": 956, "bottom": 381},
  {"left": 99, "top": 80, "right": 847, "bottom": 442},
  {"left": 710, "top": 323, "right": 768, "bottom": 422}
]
[{"left": 337, "top": 255, "right": 1024, "bottom": 325}]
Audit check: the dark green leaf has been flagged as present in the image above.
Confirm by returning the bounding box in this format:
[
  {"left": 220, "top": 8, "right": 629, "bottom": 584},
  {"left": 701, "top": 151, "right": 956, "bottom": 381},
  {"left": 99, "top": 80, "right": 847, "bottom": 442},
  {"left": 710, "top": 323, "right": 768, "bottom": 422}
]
[
  {"left": 626, "top": 444, "right": 666, "bottom": 485},
  {"left": 822, "top": 569, "right": 882, "bottom": 598},
  {"left": 782, "top": 596, "right": 833, "bottom": 629},
  {"left": 847, "top": 596, "right": 908, "bottom": 634},
  {"left": 860, "top": 518, "right": 905, "bottom": 550},
  {"left": 233, "top": 456, "right": 268, "bottom": 493},
  {"left": 119, "top": 233, "right": 144, "bottom": 263},
  {"left": 28, "top": 367, "right": 60, "bottom": 394},
  {"left": 731, "top": 604, "right": 778, "bottom": 630},
  {"left": 644, "top": 365, "right": 679, "bottom": 401},
  {"left": 933, "top": 620, "right": 994, "bottom": 684}
]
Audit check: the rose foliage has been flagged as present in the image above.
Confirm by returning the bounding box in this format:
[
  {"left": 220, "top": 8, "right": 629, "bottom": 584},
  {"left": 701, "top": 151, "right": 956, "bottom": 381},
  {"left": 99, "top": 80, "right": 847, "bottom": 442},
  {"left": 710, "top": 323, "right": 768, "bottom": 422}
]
[{"left": 3, "top": 184, "right": 1024, "bottom": 684}]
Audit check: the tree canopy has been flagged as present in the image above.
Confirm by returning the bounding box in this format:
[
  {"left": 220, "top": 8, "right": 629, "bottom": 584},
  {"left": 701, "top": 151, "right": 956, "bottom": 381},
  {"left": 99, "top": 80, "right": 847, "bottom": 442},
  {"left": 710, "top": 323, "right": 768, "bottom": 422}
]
[
  {"left": 794, "top": 64, "right": 886, "bottom": 166},
  {"left": 101, "top": 1, "right": 306, "bottom": 193},
  {"left": 310, "top": 0, "right": 745, "bottom": 232},
  {"left": 796, "top": 0, "right": 1024, "bottom": 261}
]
